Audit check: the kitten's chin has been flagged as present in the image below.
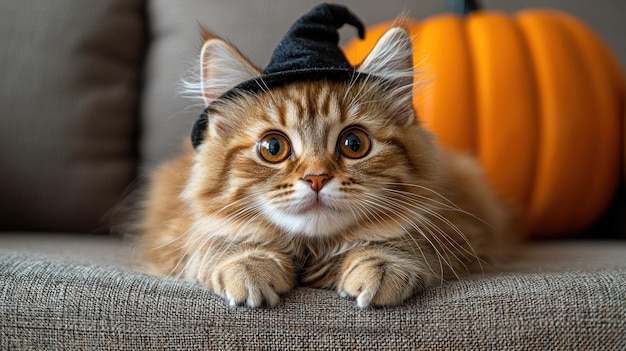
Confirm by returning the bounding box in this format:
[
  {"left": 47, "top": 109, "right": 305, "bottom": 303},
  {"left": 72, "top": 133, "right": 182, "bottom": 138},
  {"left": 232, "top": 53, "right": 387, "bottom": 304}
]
[{"left": 264, "top": 208, "right": 354, "bottom": 238}]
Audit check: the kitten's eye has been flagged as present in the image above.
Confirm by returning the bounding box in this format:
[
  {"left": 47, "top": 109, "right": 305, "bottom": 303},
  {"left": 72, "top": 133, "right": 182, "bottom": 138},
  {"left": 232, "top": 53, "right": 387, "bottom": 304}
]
[
  {"left": 337, "top": 127, "right": 372, "bottom": 159},
  {"left": 257, "top": 132, "right": 292, "bottom": 163}
]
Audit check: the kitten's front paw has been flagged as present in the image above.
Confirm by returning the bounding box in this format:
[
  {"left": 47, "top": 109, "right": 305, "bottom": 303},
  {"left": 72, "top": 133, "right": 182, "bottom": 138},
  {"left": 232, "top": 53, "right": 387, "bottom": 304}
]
[
  {"left": 337, "top": 250, "right": 423, "bottom": 308},
  {"left": 205, "top": 249, "right": 294, "bottom": 308}
]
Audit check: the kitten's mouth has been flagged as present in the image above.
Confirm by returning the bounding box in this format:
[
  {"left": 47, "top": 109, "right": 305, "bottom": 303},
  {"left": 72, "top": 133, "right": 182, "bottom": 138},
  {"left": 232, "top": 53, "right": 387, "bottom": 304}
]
[
  {"left": 269, "top": 194, "right": 354, "bottom": 237},
  {"left": 295, "top": 196, "right": 333, "bottom": 215},
  {"left": 296, "top": 201, "right": 328, "bottom": 214},
  {"left": 299, "top": 202, "right": 326, "bottom": 214}
]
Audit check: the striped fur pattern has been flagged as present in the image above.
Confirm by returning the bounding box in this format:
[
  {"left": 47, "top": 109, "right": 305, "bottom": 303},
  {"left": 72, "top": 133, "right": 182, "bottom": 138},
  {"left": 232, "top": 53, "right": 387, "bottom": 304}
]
[{"left": 139, "top": 26, "right": 512, "bottom": 308}]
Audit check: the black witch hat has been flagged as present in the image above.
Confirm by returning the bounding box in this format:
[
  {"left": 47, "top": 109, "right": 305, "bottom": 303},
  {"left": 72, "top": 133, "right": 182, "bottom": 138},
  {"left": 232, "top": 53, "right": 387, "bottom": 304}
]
[{"left": 192, "top": 3, "right": 366, "bottom": 149}]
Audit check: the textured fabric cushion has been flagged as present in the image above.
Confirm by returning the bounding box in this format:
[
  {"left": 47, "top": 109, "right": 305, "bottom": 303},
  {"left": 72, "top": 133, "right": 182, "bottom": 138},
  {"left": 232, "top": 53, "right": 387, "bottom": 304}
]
[
  {"left": 0, "top": 233, "right": 135, "bottom": 268},
  {"left": 0, "top": 0, "right": 144, "bottom": 232},
  {"left": 1, "top": 240, "right": 624, "bottom": 350}
]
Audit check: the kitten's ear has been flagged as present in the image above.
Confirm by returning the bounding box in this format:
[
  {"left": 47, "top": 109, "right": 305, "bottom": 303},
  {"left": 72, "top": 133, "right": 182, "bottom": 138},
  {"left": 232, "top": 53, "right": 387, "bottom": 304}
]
[
  {"left": 357, "top": 26, "right": 416, "bottom": 126},
  {"left": 200, "top": 30, "right": 262, "bottom": 106}
]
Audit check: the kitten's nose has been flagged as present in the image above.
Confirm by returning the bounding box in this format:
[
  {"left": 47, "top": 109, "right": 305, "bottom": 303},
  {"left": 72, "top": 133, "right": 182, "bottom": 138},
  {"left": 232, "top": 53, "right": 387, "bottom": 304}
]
[{"left": 302, "top": 174, "right": 331, "bottom": 193}]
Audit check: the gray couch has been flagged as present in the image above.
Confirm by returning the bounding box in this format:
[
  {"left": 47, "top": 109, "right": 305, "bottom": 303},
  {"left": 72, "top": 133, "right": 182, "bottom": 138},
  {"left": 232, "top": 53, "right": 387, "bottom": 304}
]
[{"left": 1, "top": 1, "right": 625, "bottom": 349}]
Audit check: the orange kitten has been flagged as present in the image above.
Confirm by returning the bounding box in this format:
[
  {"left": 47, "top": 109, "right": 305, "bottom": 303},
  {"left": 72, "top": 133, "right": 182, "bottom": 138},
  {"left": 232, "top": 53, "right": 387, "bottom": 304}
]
[{"left": 139, "top": 5, "right": 512, "bottom": 308}]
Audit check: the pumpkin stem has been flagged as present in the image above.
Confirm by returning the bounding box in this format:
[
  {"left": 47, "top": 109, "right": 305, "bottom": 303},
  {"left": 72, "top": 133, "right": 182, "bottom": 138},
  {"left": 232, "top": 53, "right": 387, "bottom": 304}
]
[{"left": 449, "top": 0, "right": 481, "bottom": 15}]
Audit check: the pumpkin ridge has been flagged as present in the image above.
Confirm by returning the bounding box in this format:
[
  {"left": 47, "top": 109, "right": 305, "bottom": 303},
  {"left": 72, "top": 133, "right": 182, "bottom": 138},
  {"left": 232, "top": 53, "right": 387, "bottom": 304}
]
[
  {"left": 518, "top": 11, "right": 599, "bottom": 233},
  {"left": 551, "top": 14, "right": 603, "bottom": 233},
  {"left": 460, "top": 18, "right": 480, "bottom": 157},
  {"left": 555, "top": 12, "right": 622, "bottom": 232},
  {"left": 414, "top": 14, "right": 477, "bottom": 153},
  {"left": 511, "top": 12, "right": 547, "bottom": 233},
  {"left": 509, "top": 13, "right": 542, "bottom": 220},
  {"left": 491, "top": 14, "right": 539, "bottom": 218},
  {"left": 517, "top": 12, "right": 570, "bottom": 233}
]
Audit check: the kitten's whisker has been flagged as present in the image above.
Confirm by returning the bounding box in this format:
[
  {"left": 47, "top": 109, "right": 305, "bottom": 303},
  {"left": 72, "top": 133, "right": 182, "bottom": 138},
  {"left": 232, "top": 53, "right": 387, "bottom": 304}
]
[
  {"left": 356, "top": 194, "right": 458, "bottom": 273},
  {"left": 376, "top": 190, "right": 481, "bottom": 264},
  {"left": 413, "top": 205, "right": 486, "bottom": 274},
  {"left": 369, "top": 181, "right": 461, "bottom": 209},
  {"left": 255, "top": 76, "right": 270, "bottom": 94},
  {"left": 359, "top": 195, "right": 448, "bottom": 278},
  {"left": 370, "top": 181, "right": 492, "bottom": 228},
  {"left": 387, "top": 189, "right": 462, "bottom": 213},
  {"left": 351, "top": 198, "right": 443, "bottom": 281},
  {"left": 343, "top": 69, "right": 363, "bottom": 101},
  {"left": 158, "top": 216, "right": 226, "bottom": 278},
  {"left": 192, "top": 202, "right": 266, "bottom": 269},
  {"left": 151, "top": 191, "right": 265, "bottom": 252},
  {"left": 257, "top": 78, "right": 285, "bottom": 114},
  {"left": 363, "top": 191, "right": 478, "bottom": 276},
  {"left": 160, "top": 195, "right": 260, "bottom": 269},
  {"left": 174, "top": 190, "right": 267, "bottom": 278},
  {"left": 410, "top": 217, "right": 470, "bottom": 279},
  {"left": 369, "top": 187, "right": 491, "bottom": 272},
  {"left": 349, "top": 75, "right": 377, "bottom": 111},
  {"left": 378, "top": 187, "right": 488, "bottom": 273},
  {"left": 346, "top": 198, "right": 401, "bottom": 248}
]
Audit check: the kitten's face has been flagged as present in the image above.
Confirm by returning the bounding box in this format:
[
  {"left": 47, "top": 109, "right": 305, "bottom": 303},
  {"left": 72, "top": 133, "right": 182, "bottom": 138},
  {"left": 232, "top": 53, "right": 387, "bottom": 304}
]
[{"left": 186, "top": 27, "right": 439, "bottom": 239}]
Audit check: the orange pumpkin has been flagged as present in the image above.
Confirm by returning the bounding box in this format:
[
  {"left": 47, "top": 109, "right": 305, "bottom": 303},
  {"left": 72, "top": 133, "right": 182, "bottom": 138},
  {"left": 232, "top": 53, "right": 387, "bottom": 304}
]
[{"left": 344, "top": 0, "right": 625, "bottom": 237}]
